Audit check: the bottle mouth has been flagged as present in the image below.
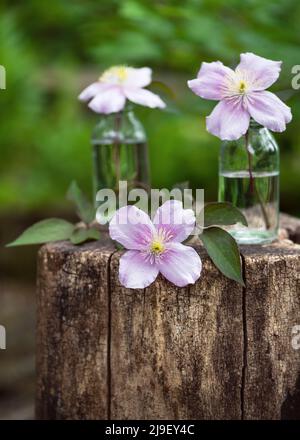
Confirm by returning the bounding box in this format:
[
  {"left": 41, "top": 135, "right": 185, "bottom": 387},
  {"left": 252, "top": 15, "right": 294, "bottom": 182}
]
[{"left": 101, "top": 104, "right": 133, "bottom": 118}]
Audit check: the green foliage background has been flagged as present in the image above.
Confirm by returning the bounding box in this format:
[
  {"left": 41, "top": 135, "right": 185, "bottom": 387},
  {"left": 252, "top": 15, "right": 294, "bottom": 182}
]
[{"left": 0, "top": 0, "right": 299, "bottom": 215}]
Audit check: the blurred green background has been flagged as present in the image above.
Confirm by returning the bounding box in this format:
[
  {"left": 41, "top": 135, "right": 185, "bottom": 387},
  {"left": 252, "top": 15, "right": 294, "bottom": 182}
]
[
  {"left": 0, "top": 0, "right": 299, "bottom": 420},
  {"left": 0, "top": 0, "right": 299, "bottom": 216}
]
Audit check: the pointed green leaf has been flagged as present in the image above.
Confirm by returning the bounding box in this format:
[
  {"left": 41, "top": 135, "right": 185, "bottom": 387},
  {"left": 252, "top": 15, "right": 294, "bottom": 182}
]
[
  {"left": 203, "top": 202, "right": 248, "bottom": 227},
  {"left": 70, "top": 227, "right": 101, "bottom": 245},
  {"left": 201, "top": 226, "right": 244, "bottom": 286},
  {"left": 86, "top": 227, "right": 101, "bottom": 241},
  {"left": 67, "top": 181, "right": 95, "bottom": 224},
  {"left": 149, "top": 81, "right": 175, "bottom": 99},
  {"left": 113, "top": 241, "right": 124, "bottom": 250},
  {"left": 70, "top": 228, "right": 89, "bottom": 245},
  {"left": 6, "top": 218, "right": 75, "bottom": 247}
]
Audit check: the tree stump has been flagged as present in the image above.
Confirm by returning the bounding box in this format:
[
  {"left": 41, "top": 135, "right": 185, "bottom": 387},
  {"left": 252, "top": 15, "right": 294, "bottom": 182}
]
[{"left": 36, "top": 215, "right": 300, "bottom": 420}]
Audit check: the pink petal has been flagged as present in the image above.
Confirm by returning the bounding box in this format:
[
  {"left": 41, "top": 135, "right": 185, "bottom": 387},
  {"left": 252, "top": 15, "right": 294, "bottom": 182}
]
[
  {"left": 109, "top": 205, "right": 155, "bottom": 250},
  {"left": 88, "top": 86, "right": 126, "bottom": 114},
  {"left": 206, "top": 99, "right": 250, "bottom": 140},
  {"left": 124, "top": 87, "right": 166, "bottom": 108},
  {"left": 236, "top": 53, "right": 282, "bottom": 90},
  {"left": 78, "top": 82, "right": 108, "bottom": 101},
  {"left": 119, "top": 250, "right": 159, "bottom": 289},
  {"left": 187, "top": 61, "right": 235, "bottom": 100},
  {"left": 153, "top": 200, "right": 195, "bottom": 243},
  {"left": 246, "top": 91, "right": 292, "bottom": 132},
  {"left": 158, "top": 243, "right": 202, "bottom": 287},
  {"left": 124, "top": 67, "right": 152, "bottom": 88}
]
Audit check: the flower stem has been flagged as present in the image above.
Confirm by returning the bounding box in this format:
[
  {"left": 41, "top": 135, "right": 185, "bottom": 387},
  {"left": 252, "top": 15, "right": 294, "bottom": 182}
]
[
  {"left": 244, "top": 131, "right": 271, "bottom": 230},
  {"left": 245, "top": 131, "right": 254, "bottom": 194},
  {"left": 113, "top": 112, "right": 122, "bottom": 191},
  {"left": 256, "top": 187, "right": 271, "bottom": 230}
]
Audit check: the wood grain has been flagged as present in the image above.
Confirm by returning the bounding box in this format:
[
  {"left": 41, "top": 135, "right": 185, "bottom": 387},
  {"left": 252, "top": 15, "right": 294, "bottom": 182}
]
[
  {"left": 241, "top": 243, "right": 300, "bottom": 419},
  {"left": 36, "top": 217, "right": 300, "bottom": 420},
  {"left": 36, "top": 239, "right": 115, "bottom": 419},
  {"left": 110, "top": 248, "right": 243, "bottom": 420}
]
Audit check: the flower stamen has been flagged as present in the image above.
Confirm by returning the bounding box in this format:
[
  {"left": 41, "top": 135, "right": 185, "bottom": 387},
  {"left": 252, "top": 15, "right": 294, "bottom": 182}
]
[
  {"left": 150, "top": 239, "right": 165, "bottom": 255},
  {"left": 99, "top": 65, "right": 128, "bottom": 84},
  {"left": 238, "top": 80, "right": 247, "bottom": 94}
]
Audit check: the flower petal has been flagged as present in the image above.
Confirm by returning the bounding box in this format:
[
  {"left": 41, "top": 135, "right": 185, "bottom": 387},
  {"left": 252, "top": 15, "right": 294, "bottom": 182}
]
[
  {"left": 153, "top": 200, "right": 195, "bottom": 243},
  {"left": 187, "top": 61, "right": 235, "bottom": 100},
  {"left": 158, "top": 243, "right": 202, "bottom": 287},
  {"left": 124, "top": 87, "right": 166, "bottom": 108},
  {"left": 124, "top": 67, "right": 152, "bottom": 88},
  {"left": 246, "top": 91, "right": 292, "bottom": 132},
  {"left": 236, "top": 52, "right": 282, "bottom": 90},
  {"left": 88, "top": 86, "right": 126, "bottom": 114},
  {"left": 119, "top": 250, "right": 159, "bottom": 289},
  {"left": 109, "top": 205, "right": 155, "bottom": 250},
  {"left": 78, "top": 82, "right": 109, "bottom": 102},
  {"left": 206, "top": 99, "right": 250, "bottom": 140}
]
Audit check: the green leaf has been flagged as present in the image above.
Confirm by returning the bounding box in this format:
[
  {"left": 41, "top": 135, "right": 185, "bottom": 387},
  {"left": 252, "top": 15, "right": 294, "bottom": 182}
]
[
  {"left": 6, "top": 218, "right": 75, "bottom": 247},
  {"left": 113, "top": 241, "right": 124, "bottom": 250},
  {"left": 203, "top": 202, "right": 248, "bottom": 227},
  {"left": 201, "top": 226, "right": 244, "bottom": 286},
  {"left": 86, "top": 227, "right": 101, "bottom": 241},
  {"left": 149, "top": 81, "right": 175, "bottom": 100},
  {"left": 67, "top": 181, "right": 95, "bottom": 224},
  {"left": 70, "top": 227, "right": 101, "bottom": 245}
]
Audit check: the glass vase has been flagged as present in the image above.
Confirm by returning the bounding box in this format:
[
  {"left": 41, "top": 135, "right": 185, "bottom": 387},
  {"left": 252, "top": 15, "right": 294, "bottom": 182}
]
[
  {"left": 218, "top": 120, "right": 279, "bottom": 244},
  {"left": 91, "top": 107, "right": 150, "bottom": 207}
]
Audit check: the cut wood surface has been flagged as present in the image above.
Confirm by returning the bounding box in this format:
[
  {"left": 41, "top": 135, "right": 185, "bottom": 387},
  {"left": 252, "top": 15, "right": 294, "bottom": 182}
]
[{"left": 36, "top": 215, "right": 300, "bottom": 420}]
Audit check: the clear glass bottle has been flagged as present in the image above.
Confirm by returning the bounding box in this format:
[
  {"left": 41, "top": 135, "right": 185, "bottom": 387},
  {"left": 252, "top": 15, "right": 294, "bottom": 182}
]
[
  {"left": 91, "top": 107, "right": 150, "bottom": 207},
  {"left": 218, "top": 120, "right": 279, "bottom": 244}
]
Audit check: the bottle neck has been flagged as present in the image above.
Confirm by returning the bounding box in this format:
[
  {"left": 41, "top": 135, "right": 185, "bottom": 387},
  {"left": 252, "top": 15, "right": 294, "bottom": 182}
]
[
  {"left": 99, "top": 107, "right": 136, "bottom": 129},
  {"left": 92, "top": 105, "right": 146, "bottom": 144},
  {"left": 100, "top": 103, "right": 134, "bottom": 121}
]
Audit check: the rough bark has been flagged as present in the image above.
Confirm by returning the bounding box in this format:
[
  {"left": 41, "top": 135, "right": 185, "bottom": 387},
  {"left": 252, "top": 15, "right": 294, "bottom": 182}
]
[
  {"left": 36, "top": 239, "right": 115, "bottom": 419},
  {"left": 242, "top": 243, "right": 300, "bottom": 420},
  {"left": 36, "top": 216, "right": 300, "bottom": 420},
  {"left": 110, "top": 250, "right": 243, "bottom": 420}
]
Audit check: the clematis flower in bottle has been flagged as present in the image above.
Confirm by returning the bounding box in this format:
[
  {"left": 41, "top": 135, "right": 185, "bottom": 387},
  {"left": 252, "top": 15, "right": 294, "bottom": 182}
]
[
  {"left": 109, "top": 200, "right": 202, "bottom": 289},
  {"left": 187, "top": 52, "right": 292, "bottom": 140},
  {"left": 79, "top": 66, "right": 166, "bottom": 114}
]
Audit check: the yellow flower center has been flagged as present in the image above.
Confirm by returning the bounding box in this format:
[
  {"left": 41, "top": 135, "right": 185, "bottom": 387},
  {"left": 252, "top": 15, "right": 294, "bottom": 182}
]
[
  {"left": 238, "top": 80, "right": 247, "bottom": 94},
  {"left": 150, "top": 240, "right": 165, "bottom": 255},
  {"left": 223, "top": 71, "right": 251, "bottom": 98},
  {"left": 99, "top": 65, "right": 128, "bottom": 83}
]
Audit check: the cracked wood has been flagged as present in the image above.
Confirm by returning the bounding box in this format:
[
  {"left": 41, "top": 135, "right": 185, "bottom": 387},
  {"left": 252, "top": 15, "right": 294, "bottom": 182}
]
[{"left": 36, "top": 216, "right": 300, "bottom": 420}]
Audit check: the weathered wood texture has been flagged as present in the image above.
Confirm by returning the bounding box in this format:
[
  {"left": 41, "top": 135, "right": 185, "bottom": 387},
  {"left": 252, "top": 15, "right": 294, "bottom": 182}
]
[
  {"left": 36, "top": 216, "right": 300, "bottom": 420},
  {"left": 36, "top": 239, "right": 115, "bottom": 419},
  {"left": 110, "top": 251, "right": 243, "bottom": 420},
  {"left": 242, "top": 243, "right": 300, "bottom": 419}
]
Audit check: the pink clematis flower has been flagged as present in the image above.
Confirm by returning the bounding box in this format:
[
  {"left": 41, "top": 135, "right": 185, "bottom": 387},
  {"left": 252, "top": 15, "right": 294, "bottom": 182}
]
[
  {"left": 109, "top": 201, "right": 202, "bottom": 289},
  {"left": 188, "top": 52, "right": 292, "bottom": 140},
  {"left": 79, "top": 66, "right": 166, "bottom": 114}
]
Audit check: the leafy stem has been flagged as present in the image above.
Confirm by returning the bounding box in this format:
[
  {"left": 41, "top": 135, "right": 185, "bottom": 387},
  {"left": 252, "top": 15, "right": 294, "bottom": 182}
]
[
  {"left": 195, "top": 202, "right": 248, "bottom": 286},
  {"left": 7, "top": 181, "right": 100, "bottom": 247}
]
